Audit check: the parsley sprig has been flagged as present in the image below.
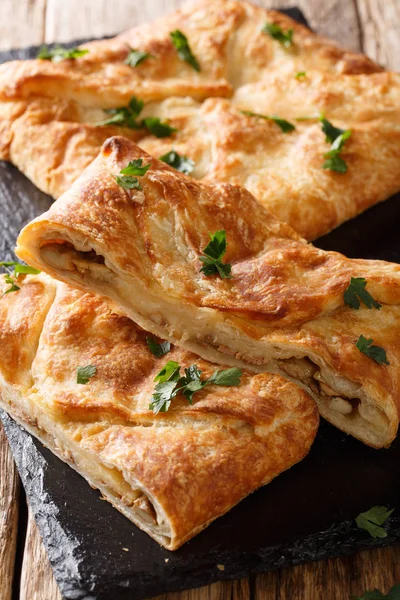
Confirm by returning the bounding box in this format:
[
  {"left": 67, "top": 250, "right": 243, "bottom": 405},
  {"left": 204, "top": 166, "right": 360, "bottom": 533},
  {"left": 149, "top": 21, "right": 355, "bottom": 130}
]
[
  {"left": 355, "top": 505, "right": 394, "bottom": 539},
  {"left": 0, "top": 261, "right": 41, "bottom": 295},
  {"left": 352, "top": 584, "right": 400, "bottom": 599},
  {"left": 356, "top": 335, "right": 389, "bottom": 365},
  {"left": 295, "top": 71, "right": 306, "bottom": 79},
  {"left": 241, "top": 110, "right": 295, "bottom": 133},
  {"left": 262, "top": 22, "right": 293, "bottom": 47},
  {"left": 199, "top": 230, "right": 232, "bottom": 279},
  {"left": 97, "top": 95, "right": 177, "bottom": 137},
  {"left": 36, "top": 45, "right": 88, "bottom": 62},
  {"left": 320, "top": 116, "right": 352, "bottom": 173},
  {"left": 146, "top": 336, "right": 171, "bottom": 357},
  {"left": 115, "top": 159, "right": 152, "bottom": 190},
  {"left": 77, "top": 365, "right": 97, "bottom": 385},
  {"left": 125, "top": 47, "right": 154, "bottom": 68},
  {"left": 149, "top": 360, "right": 242, "bottom": 414},
  {"left": 160, "top": 150, "right": 195, "bottom": 175},
  {"left": 344, "top": 277, "right": 381, "bottom": 310},
  {"left": 170, "top": 29, "right": 200, "bottom": 72}
]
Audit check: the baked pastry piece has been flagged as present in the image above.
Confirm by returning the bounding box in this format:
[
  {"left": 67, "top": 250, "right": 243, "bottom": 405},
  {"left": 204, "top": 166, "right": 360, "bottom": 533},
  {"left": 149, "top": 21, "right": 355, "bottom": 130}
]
[
  {"left": 16, "top": 137, "right": 400, "bottom": 449},
  {"left": 0, "top": 0, "right": 393, "bottom": 239},
  {"left": 0, "top": 272, "right": 318, "bottom": 550}
]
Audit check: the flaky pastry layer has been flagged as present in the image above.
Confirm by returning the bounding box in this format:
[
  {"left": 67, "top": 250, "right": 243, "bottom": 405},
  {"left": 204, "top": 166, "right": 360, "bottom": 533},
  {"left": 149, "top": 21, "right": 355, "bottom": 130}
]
[
  {"left": 16, "top": 137, "right": 400, "bottom": 448},
  {"left": 0, "top": 272, "right": 318, "bottom": 549},
  {"left": 0, "top": 0, "right": 396, "bottom": 239}
]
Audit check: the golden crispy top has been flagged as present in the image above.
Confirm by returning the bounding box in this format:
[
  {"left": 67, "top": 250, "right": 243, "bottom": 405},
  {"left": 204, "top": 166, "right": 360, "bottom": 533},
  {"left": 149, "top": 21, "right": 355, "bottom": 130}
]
[
  {"left": 0, "top": 0, "right": 397, "bottom": 239},
  {"left": 0, "top": 273, "right": 318, "bottom": 546},
  {"left": 16, "top": 137, "right": 400, "bottom": 427},
  {"left": 0, "top": 0, "right": 380, "bottom": 107}
]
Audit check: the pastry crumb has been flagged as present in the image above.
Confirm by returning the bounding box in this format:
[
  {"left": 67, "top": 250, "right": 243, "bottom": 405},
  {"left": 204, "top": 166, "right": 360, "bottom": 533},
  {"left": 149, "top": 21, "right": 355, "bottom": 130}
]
[
  {"left": 122, "top": 547, "right": 129, "bottom": 552},
  {"left": 217, "top": 564, "right": 225, "bottom": 571},
  {"left": 165, "top": 558, "right": 169, "bottom": 563}
]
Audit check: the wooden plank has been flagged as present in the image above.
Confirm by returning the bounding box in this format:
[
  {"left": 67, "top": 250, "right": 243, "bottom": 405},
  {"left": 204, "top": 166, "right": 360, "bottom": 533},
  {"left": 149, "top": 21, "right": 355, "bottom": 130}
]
[
  {"left": 254, "top": 545, "right": 400, "bottom": 599},
  {"left": 0, "top": 0, "right": 46, "bottom": 50},
  {"left": 44, "top": 0, "right": 183, "bottom": 44},
  {"left": 356, "top": 0, "right": 400, "bottom": 70},
  {"left": 0, "top": 422, "right": 19, "bottom": 600},
  {"left": 154, "top": 578, "right": 249, "bottom": 599},
  {"left": 20, "top": 509, "right": 63, "bottom": 600}
]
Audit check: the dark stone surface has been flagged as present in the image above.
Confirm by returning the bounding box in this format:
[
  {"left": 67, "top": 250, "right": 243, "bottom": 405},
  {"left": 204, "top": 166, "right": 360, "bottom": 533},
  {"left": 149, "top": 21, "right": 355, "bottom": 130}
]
[{"left": 1, "top": 8, "right": 400, "bottom": 600}]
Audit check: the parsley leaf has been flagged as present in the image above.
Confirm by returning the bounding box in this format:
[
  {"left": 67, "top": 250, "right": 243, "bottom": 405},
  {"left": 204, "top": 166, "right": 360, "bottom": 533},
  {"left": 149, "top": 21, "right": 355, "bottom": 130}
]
[
  {"left": 207, "top": 367, "right": 243, "bottom": 387},
  {"left": 154, "top": 360, "right": 181, "bottom": 383},
  {"left": 97, "top": 97, "right": 177, "bottom": 137},
  {"left": 120, "top": 159, "right": 152, "bottom": 177},
  {"left": 141, "top": 117, "right": 177, "bottom": 138},
  {"left": 146, "top": 336, "right": 171, "bottom": 357},
  {"left": 115, "top": 176, "right": 142, "bottom": 190},
  {"left": 36, "top": 45, "right": 89, "bottom": 62},
  {"left": 159, "top": 150, "right": 195, "bottom": 175},
  {"left": 125, "top": 47, "right": 154, "bottom": 68},
  {"left": 352, "top": 584, "right": 400, "bottom": 599},
  {"left": 356, "top": 335, "right": 389, "bottom": 365},
  {"left": 97, "top": 96, "right": 144, "bottom": 128},
  {"left": 320, "top": 117, "right": 345, "bottom": 144},
  {"left": 355, "top": 506, "right": 394, "bottom": 539},
  {"left": 344, "top": 277, "right": 381, "bottom": 310},
  {"left": 295, "top": 71, "right": 306, "bottom": 79},
  {"left": 321, "top": 127, "right": 352, "bottom": 173},
  {"left": 170, "top": 29, "right": 200, "bottom": 72},
  {"left": 149, "top": 360, "right": 242, "bottom": 414},
  {"left": 115, "top": 159, "right": 151, "bottom": 190},
  {"left": 262, "top": 22, "right": 293, "bottom": 47},
  {"left": 0, "top": 261, "right": 41, "bottom": 294},
  {"left": 199, "top": 230, "right": 232, "bottom": 279},
  {"left": 76, "top": 365, "right": 97, "bottom": 385},
  {"left": 241, "top": 110, "right": 295, "bottom": 133}
]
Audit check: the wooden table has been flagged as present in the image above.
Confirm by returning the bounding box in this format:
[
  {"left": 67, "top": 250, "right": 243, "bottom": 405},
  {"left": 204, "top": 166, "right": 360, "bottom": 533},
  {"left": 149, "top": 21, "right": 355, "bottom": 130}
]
[{"left": 0, "top": 1, "right": 400, "bottom": 598}]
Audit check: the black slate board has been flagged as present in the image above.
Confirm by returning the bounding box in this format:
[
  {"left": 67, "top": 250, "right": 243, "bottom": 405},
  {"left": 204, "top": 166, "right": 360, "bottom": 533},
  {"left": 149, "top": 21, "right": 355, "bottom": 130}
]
[{"left": 2, "top": 9, "right": 400, "bottom": 600}]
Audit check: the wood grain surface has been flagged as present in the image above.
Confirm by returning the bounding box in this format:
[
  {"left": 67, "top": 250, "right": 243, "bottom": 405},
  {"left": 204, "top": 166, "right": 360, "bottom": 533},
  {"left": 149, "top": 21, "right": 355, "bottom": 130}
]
[{"left": 0, "top": 1, "right": 399, "bottom": 599}]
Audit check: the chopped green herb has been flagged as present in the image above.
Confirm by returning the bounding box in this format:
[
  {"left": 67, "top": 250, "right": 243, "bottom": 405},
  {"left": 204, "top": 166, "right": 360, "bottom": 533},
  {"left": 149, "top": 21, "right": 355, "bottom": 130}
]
[
  {"left": 356, "top": 335, "right": 389, "bottom": 365},
  {"left": 295, "top": 71, "right": 306, "bottom": 79},
  {"left": 120, "top": 159, "right": 152, "bottom": 177},
  {"left": 125, "top": 47, "right": 154, "bottom": 68},
  {"left": 199, "top": 230, "right": 232, "bottom": 279},
  {"left": 355, "top": 505, "right": 394, "bottom": 539},
  {"left": 146, "top": 336, "right": 171, "bottom": 357},
  {"left": 170, "top": 29, "right": 200, "bottom": 72},
  {"left": 149, "top": 360, "right": 242, "bottom": 414},
  {"left": 36, "top": 45, "right": 89, "bottom": 62},
  {"left": 352, "top": 584, "right": 400, "bottom": 599},
  {"left": 115, "top": 159, "right": 151, "bottom": 190},
  {"left": 320, "top": 117, "right": 345, "bottom": 144},
  {"left": 344, "top": 277, "right": 381, "bottom": 310},
  {"left": 0, "top": 261, "right": 41, "bottom": 295},
  {"left": 322, "top": 127, "right": 352, "bottom": 173},
  {"left": 241, "top": 110, "right": 295, "bottom": 133},
  {"left": 76, "top": 365, "right": 97, "bottom": 385},
  {"left": 141, "top": 117, "right": 177, "bottom": 138},
  {"left": 159, "top": 150, "right": 195, "bottom": 175},
  {"left": 262, "top": 22, "right": 293, "bottom": 47},
  {"left": 97, "top": 96, "right": 144, "bottom": 128}
]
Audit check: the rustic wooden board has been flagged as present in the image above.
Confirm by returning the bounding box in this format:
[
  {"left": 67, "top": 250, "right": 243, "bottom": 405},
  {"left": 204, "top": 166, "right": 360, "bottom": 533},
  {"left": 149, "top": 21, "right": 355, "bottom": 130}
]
[{"left": 0, "top": 2, "right": 400, "bottom": 599}]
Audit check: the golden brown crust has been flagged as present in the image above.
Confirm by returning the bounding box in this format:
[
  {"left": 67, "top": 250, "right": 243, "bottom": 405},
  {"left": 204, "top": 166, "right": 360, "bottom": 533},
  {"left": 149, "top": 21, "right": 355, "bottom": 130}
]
[
  {"left": 16, "top": 137, "right": 400, "bottom": 448},
  {"left": 1, "top": 70, "right": 400, "bottom": 237},
  {"left": 0, "top": 0, "right": 389, "bottom": 237},
  {"left": 0, "top": 273, "right": 318, "bottom": 549}
]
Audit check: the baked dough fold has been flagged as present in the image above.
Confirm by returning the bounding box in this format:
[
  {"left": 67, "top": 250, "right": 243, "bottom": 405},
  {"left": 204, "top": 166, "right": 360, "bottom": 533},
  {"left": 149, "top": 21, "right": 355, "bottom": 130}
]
[
  {"left": 0, "top": 0, "right": 394, "bottom": 239},
  {"left": 16, "top": 137, "right": 400, "bottom": 449},
  {"left": 0, "top": 273, "right": 318, "bottom": 550}
]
